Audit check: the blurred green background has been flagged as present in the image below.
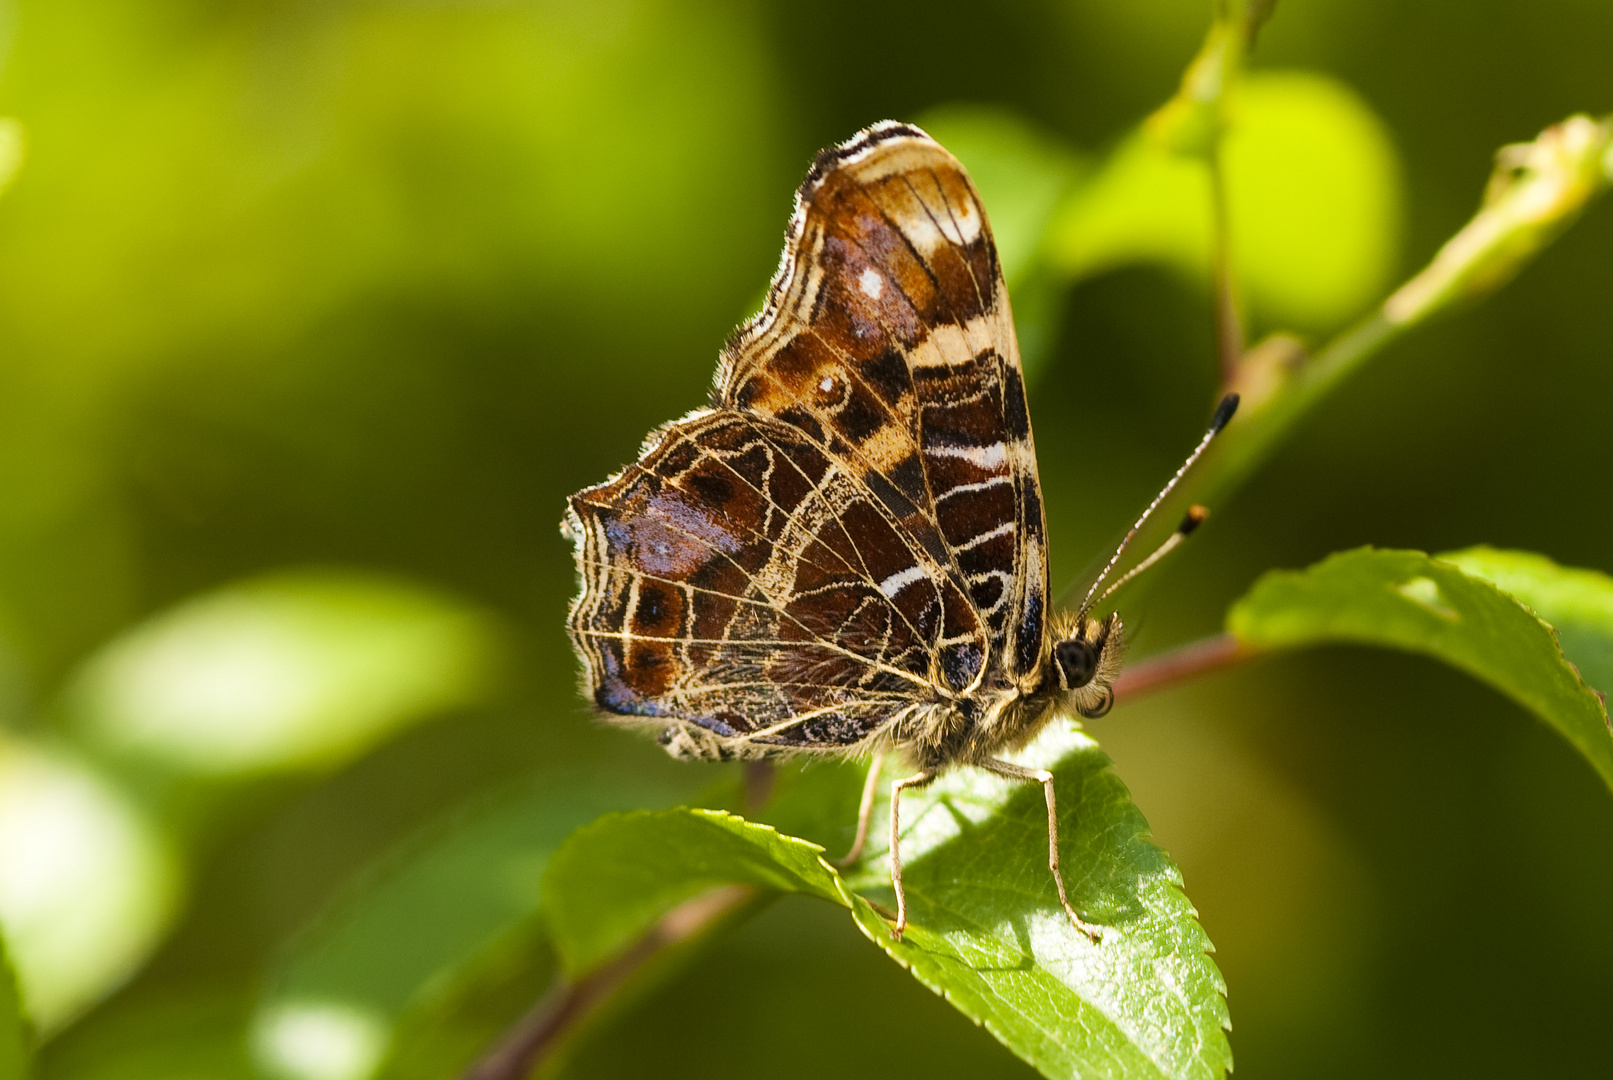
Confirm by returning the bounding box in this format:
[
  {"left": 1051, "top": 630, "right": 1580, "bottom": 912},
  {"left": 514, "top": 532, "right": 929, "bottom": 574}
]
[{"left": 0, "top": 0, "right": 1608, "bottom": 1077}]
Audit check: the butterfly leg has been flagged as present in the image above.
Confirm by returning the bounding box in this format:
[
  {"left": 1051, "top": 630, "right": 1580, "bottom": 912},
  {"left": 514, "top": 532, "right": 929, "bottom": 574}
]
[
  {"left": 981, "top": 758, "right": 1103, "bottom": 943},
  {"left": 834, "top": 750, "right": 886, "bottom": 867},
  {"left": 888, "top": 768, "right": 935, "bottom": 940}
]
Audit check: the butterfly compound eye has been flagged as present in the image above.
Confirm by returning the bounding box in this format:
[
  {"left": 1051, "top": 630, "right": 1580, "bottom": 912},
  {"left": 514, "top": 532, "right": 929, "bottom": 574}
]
[{"left": 1055, "top": 638, "right": 1098, "bottom": 690}]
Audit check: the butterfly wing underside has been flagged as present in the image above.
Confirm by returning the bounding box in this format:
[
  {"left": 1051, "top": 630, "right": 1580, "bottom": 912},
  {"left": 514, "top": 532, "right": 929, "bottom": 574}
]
[{"left": 564, "top": 122, "right": 1050, "bottom": 761}]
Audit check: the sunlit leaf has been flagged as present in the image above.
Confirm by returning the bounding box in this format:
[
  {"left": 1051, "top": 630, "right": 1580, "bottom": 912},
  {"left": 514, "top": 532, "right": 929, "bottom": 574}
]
[
  {"left": 544, "top": 727, "right": 1230, "bottom": 1080},
  {"left": 64, "top": 570, "right": 503, "bottom": 780},
  {"left": 1440, "top": 546, "right": 1613, "bottom": 697},
  {"left": 0, "top": 121, "right": 23, "bottom": 204},
  {"left": 1044, "top": 128, "right": 1212, "bottom": 289},
  {"left": 1046, "top": 70, "right": 1401, "bottom": 331},
  {"left": 0, "top": 934, "right": 27, "bottom": 1080},
  {"left": 0, "top": 737, "right": 179, "bottom": 1032},
  {"left": 1223, "top": 71, "right": 1402, "bottom": 329},
  {"left": 253, "top": 774, "right": 692, "bottom": 1080},
  {"left": 1229, "top": 547, "right": 1613, "bottom": 791}
]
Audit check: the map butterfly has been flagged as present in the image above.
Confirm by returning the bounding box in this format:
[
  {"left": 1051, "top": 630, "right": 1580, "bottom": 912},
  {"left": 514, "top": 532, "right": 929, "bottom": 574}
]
[{"left": 563, "top": 122, "right": 1235, "bottom": 939}]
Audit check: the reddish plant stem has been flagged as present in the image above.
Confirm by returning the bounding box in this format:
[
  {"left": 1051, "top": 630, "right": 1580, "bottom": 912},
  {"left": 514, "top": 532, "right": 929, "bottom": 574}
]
[
  {"left": 1113, "top": 633, "right": 1250, "bottom": 701},
  {"left": 459, "top": 884, "right": 754, "bottom": 1080}
]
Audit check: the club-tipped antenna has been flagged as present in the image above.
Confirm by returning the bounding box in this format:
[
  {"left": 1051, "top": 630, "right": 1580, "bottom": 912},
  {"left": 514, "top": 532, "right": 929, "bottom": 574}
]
[
  {"left": 1095, "top": 505, "right": 1208, "bottom": 607},
  {"left": 1077, "top": 393, "right": 1239, "bottom": 619}
]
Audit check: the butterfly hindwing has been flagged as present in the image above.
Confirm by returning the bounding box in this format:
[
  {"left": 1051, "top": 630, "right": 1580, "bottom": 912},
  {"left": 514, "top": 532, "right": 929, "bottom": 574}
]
[{"left": 566, "top": 408, "right": 975, "bottom": 757}]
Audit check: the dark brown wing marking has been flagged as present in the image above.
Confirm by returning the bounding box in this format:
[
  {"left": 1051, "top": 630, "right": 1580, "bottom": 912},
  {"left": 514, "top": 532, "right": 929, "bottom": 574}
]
[{"left": 717, "top": 122, "right": 1049, "bottom": 683}]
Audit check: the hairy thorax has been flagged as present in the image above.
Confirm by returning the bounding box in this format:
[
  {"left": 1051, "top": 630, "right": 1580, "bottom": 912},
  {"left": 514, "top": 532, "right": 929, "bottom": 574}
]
[{"left": 887, "top": 612, "right": 1125, "bottom": 773}]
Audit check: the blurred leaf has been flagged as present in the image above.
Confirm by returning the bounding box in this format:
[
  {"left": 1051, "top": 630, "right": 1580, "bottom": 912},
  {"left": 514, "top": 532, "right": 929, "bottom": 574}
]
[
  {"left": 0, "top": 935, "right": 27, "bottom": 1080},
  {"left": 1440, "top": 547, "right": 1613, "bottom": 697},
  {"left": 252, "top": 774, "right": 692, "bottom": 1080},
  {"left": 0, "top": 737, "right": 179, "bottom": 1032},
  {"left": 371, "top": 925, "right": 552, "bottom": 1080},
  {"left": 1223, "top": 72, "right": 1402, "bottom": 329},
  {"left": 64, "top": 570, "right": 503, "bottom": 783},
  {"left": 1229, "top": 548, "right": 1613, "bottom": 792},
  {"left": 1044, "top": 129, "right": 1212, "bottom": 293},
  {"left": 33, "top": 989, "right": 254, "bottom": 1080},
  {"left": 1046, "top": 70, "right": 1401, "bottom": 331},
  {"left": 545, "top": 727, "right": 1230, "bottom": 1080},
  {"left": 0, "top": 121, "right": 23, "bottom": 204},
  {"left": 1170, "top": 113, "right": 1612, "bottom": 540}
]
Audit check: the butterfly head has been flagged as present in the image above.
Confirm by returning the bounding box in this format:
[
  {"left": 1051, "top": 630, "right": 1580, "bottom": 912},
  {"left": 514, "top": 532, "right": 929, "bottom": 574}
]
[{"left": 1051, "top": 611, "right": 1123, "bottom": 719}]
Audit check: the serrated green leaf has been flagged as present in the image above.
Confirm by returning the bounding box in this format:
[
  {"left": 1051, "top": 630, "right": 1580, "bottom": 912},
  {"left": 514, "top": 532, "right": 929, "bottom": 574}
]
[
  {"left": 1228, "top": 547, "right": 1613, "bottom": 792},
  {"left": 839, "top": 728, "right": 1229, "bottom": 1080},
  {"left": 0, "top": 934, "right": 28, "bottom": 1080},
  {"left": 1439, "top": 546, "right": 1613, "bottom": 697},
  {"left": 543, "top": 726, "right": 1230, "bottom": 1080}
]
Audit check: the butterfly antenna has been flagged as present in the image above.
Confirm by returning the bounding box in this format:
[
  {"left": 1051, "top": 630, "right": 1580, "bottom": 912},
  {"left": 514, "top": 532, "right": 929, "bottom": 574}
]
[
  {"left": 1095, "top": 505, "right": 1207, "bottom": 606},
  {"left": 1077, "top": 393, "right": 1239, "bottom": 619}
]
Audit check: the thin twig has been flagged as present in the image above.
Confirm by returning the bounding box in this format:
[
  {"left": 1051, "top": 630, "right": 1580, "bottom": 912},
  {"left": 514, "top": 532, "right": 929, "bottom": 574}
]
[
  {"left": 1209, "top": 154, "right": 1244, "bottom": 386},
  {"left": 742, "top": 760, "right": 776, "bottom": 815},
  {"left": 1113, "top": 633, "right": 1250, "bottom": 701},
  {"left": 459, "top": 885, "right": 755, "bottom": 1080}
]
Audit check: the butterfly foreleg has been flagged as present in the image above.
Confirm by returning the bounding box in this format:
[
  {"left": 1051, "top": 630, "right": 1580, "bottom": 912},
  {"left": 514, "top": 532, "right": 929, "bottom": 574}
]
[
  {"left": 834, "top": 749, "right": 885, "bottom": 867},
  {"left": 979, "top": 757, "right": 1103, "bottom": 943},
  {"left": 888, "top": 767, "right": 936, "bottom": 940}
]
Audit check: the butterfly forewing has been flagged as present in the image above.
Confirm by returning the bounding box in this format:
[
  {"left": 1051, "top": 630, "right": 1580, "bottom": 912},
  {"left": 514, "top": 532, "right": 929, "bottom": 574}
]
[{"left": 566, "top": 122, "right": 1051, "bottom": 760}]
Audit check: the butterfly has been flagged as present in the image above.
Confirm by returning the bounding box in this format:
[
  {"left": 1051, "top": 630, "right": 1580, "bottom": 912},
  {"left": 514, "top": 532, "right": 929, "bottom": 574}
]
[{"left": 562, "top": 121, "right": 1234, "bottom": 940}]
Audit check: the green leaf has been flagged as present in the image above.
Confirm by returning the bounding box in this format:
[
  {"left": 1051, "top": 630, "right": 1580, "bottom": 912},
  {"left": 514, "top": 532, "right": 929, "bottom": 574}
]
[
  {"left": 1046, "top": 70, "right": 1401, "bottom": 331},
  {"left": 252, "top": 774, "right": 692, "bottom": 1080},
  {"left": 64, "top": 569, "right": 504, "bottom": 781},
  {"left": 1044, "top": 129, "right": 1211, "bottom": 292},
  {"left": 0, "top": 120, "right": 23, "bottom": 204},
  {"left": 0, "top": 737, "right": 180, "bottom": 1033},
  {"left": 30, "top": 989, "right": 254, "bottom": 1080},
  {"left": 543, "top": 809, "right": 843, "bottom": 978},
  {"left": 1228, "top": 547, "right": 1613, "bottom": 791},
  {"left": 0, "top": 934, "right": 28, "bottom": 1080},
  {"left": 544, "top": 727, "right": 1230, "bottom": 1080},
  {"left": 1440, "top": 546, "right": 1613, "bottom": 697},
  {"left": 1222, "top": 71, "right": 1402, "bottom": 330}
]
